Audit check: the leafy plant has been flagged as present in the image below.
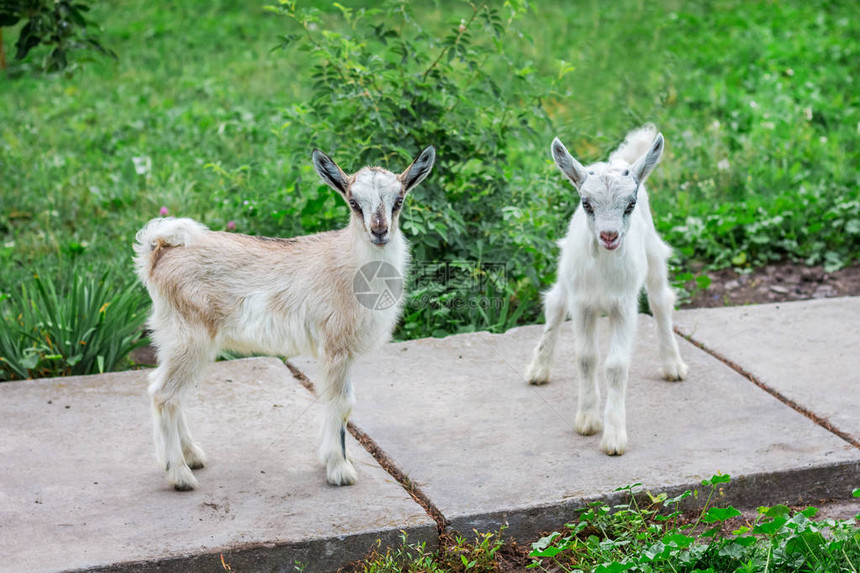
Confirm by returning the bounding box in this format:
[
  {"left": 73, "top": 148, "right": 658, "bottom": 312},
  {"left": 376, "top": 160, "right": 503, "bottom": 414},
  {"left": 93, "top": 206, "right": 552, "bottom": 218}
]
[
  {"left": 0, "top": 0, "right": 115, "bottom": 74},
  {"left": 347, "top": 475, "right": 859, "bottom": 571},
  {"left": 528, "top": 475, "right": 860, "bottom": 572},
  {"left": 0, "top": 271, "right": 150, "bottom": 380}
]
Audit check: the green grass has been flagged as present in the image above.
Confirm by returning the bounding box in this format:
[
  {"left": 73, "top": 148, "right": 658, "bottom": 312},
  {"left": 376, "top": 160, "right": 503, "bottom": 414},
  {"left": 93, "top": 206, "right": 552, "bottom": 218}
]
[{"left": 2, "top": 0, "right": 859, "bottom": 357}]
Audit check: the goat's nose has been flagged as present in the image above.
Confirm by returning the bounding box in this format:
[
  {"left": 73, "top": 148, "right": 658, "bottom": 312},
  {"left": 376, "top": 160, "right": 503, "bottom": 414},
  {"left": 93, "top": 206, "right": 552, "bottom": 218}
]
[
  {"left": 600, "top": 230, "right": 619, "bottom": 243},
  {"left": 371, "top": 226, "right": 388, "bottom": 237}
]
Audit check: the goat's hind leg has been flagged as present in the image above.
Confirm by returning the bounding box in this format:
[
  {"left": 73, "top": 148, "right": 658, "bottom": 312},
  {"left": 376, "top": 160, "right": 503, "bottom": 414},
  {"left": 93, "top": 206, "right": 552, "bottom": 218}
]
[
  {"left": 525, "top": 282, "right": 567, "bottom": 385},
  {"left": 645, "top": 239, "right": 688, "bottom": 381},
  {"left": 177, "top": 407, "right": 206, "bottom": 469},
  {"left": 319, "top": 351, "right": 357, "bottom": 486},
  {"left": 149, "top": 341, "right": 212, "bottom": 490}
]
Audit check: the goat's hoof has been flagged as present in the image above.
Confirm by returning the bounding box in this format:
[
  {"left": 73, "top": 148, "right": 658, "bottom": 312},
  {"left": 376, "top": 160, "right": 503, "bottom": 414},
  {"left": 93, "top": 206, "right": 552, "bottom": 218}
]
[
  {"left": 167, "top": 463, "right": 198, "bottom": 491},
  {"left": 525, "top": 361, "right": 550, "bottom": 385},
  {"left": 600, "top": 431, "right": 628, "bottom": 456},
  {"left": 183, "top": 443, "right": 207, "bottom": 470},
  {"left": 662, "top": 359, "right": 688, "bottom": 382},
  {"left": 326, "top": 459, "right": 357, "bottom": 486},
  {"left": 575, "top": 410, "right": 603, "bottom": 436},
  {"left": 528, "top": 374, "right": 550, "bottom": 386}
]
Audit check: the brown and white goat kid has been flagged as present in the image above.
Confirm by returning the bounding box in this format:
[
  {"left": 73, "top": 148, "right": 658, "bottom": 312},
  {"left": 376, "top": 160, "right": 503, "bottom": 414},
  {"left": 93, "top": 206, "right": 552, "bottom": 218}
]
[
  {"left": 134, "top": 146, "right": 435, "bottom": 490},
  {"left": 525, "top": 125, "right": 687, "bottom": 456}
]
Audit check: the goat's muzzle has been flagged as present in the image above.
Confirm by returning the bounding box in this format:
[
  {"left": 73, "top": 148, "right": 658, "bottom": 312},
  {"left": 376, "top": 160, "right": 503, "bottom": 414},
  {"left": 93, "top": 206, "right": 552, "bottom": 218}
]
[
  {"left": 599, "top": 230, "right": 620, "bottom": 251},
  {"left": 370, "top": 226, "right": 389, "bottom": 245}
]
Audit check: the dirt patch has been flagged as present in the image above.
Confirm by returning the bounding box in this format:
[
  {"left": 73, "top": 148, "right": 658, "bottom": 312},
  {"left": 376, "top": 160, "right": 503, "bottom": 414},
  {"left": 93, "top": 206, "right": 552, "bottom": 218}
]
[{"left": 682, "top": 262, "right": 860, "bottom": 309}]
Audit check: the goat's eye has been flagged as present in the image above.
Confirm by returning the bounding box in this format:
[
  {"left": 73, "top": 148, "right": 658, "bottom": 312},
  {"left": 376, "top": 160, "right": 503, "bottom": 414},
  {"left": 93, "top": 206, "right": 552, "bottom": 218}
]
[
  {"left": 394, "top": 197, "right": 404, "bottom": 209},
  {"left": 581, "top": 199, "right": 594, "bottom": 214},
  {"left": 624, "top": 201, "right": 636, "bottom": 215},
  {"left": 348, "top": 199, "right": 361, "bottom": 211}
]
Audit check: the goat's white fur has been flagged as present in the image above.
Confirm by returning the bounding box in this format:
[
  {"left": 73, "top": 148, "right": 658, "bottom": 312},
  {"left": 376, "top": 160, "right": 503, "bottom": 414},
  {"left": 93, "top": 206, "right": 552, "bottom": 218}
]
[
  {"left": 134, "top": 147, "right": 435, "bottom": 490},
  {"left": 525, "top": 125, "right": 687, "bottom": 455}
]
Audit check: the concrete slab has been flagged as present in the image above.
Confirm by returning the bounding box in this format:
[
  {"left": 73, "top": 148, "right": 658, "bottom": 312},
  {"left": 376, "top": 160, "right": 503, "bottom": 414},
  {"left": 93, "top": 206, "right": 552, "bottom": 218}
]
[
  {"left": 0, "top": 357, "right": 434, "bottom": 573},
  {"left": 674, "top": 297, "right": 860, "bottom": 444},
  {"left": 292, "top": 317, "right": 859, "bottom": 541}
]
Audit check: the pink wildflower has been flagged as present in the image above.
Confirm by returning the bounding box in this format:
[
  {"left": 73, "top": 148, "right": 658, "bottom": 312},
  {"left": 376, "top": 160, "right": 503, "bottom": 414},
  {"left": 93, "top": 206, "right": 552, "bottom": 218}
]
[
  {"left": 226, "top": 221, "right": 237, "bottom": 231},
  {"left": 159, "top": 206, "right": 169, "bottom": 216}
]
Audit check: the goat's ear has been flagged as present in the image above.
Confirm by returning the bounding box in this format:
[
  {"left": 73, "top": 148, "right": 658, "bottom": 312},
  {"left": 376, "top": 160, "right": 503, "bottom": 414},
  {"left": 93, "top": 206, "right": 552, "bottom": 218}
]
[
  {"left": 399, "top": 145, "right": 436, "bottom": 194},
  {"left": 629, "top": 132, "right": 664, "bottom": 184},
  {"left": 551, "top": 137, "right": 588, "bottom": 190},
  {"left": 312, "top": 150, "right": 350, "bottom": 196}
]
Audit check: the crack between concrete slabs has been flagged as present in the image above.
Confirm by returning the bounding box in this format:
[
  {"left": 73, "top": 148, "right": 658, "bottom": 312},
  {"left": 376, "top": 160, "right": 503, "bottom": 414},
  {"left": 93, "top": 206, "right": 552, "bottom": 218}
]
[
  {"left": 675, "top": 327, "right": 860, "bottom": 449},
  {"left": 283, "top": 360, "right": 450, "bottom": 534}
]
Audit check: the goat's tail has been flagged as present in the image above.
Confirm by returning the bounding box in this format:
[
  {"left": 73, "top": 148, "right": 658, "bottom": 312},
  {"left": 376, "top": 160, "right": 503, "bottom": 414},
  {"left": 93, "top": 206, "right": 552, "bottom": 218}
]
[
  {"left": 610, "top": 123, "right": 658, "bottom": 165},
  {"left": 133, "top": 217, "right": 208, "bottom": 283}
]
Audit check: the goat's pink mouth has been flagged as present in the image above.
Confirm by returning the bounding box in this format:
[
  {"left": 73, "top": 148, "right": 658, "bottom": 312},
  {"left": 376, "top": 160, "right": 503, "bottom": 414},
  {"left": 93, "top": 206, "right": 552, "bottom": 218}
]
[
  {"left": 601, "top": 239, "right": 621, "bottom": 251},
  {"left": 371, "top": 236, "right": 389, "bottom": 246}
]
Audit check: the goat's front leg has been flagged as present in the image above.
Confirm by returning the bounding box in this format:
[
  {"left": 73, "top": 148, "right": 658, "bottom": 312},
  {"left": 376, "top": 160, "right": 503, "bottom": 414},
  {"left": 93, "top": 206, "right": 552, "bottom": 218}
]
[
  {"left": 319, "top": 351, "right": 357, "bottom": 486},
  {"left": 601, "top": 304, "right": 638, "bottom": 455},
  {"left": 646, "top": 248, "right": 688, "bottom": 381},
  {"left": 572, "top": 306, "right": 601, "bottom": 436},
  {"left": 525, "top": 282, "right": 568, "bottom": 385}
]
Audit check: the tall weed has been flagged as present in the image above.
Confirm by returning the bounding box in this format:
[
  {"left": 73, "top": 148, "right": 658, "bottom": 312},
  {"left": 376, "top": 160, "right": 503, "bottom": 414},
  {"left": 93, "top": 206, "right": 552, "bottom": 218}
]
[{"left": 0, "top": 271, "right": 150, "bottom": 380}]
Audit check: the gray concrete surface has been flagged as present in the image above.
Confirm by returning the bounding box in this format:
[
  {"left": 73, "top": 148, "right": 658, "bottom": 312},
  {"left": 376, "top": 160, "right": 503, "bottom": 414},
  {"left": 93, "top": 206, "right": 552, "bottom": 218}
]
[
  {"left": 674, "top": 297, "right": 860, "bottom": 443},
  {"left": 3, "top": 300, "right": 859, "bottom": 572},
  {"left": 292, "top": 316, "right": 859, "bottom": 541},
  {"left": 0, "top": 357, "right": 435, "bottom": 573}
]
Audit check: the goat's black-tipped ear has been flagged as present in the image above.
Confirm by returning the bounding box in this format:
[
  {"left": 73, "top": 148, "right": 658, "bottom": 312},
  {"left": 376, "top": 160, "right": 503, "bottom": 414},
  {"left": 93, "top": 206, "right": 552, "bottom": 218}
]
[
  {"left": 551, "top": 137, "right": 588, "bottom": 190},
  {"left": 399, "top": 145, "right": 436, "bottom": 194},
  {"left": 629, "top": 132, "right": 664, "bottom": 184},
  {"left": 312, "top": 149, "right": 350, "bottom": 196}
]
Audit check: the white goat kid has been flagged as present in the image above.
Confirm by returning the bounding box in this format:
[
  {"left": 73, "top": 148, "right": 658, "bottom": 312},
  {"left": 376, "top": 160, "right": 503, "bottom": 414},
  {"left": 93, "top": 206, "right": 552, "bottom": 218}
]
[
  {"left": 134, "top": 146, "right": 435, "bottom": 490},
  {"left": 525, "top": 125, "right": 687, "bottom": 456}
]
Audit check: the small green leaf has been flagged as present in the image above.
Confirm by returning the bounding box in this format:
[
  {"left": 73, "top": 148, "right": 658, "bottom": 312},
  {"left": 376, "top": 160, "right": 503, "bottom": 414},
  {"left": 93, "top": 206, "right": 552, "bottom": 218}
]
[
  {"left": 702, "top": 474, "right": 731, "bottom": 486},
  {"left": 531, "top": 531, "right": 560, "bottom": 551},
  {"left": 702, "top": 506, "right": 741, "bottom": 523},
  {"left": 663, "top": 490, "right": 692, "bottom": 506},
  {"left": 763, "top": 504, "right": 791, "bottom": 518},
  {"left": 530, "top": 545, "right": 564, "bottom": 558},
  {"left": 662, "top": 533, "right": 694, "bottom": 548},
  {"left": 753, "top": 517, "right": 787, "bottom": 535},
  {"left": 799, "top": 506, "right": 818, "bottom": 519},
  {"left": 21, "top": 353, "right": 39, "bottom": 370}
]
